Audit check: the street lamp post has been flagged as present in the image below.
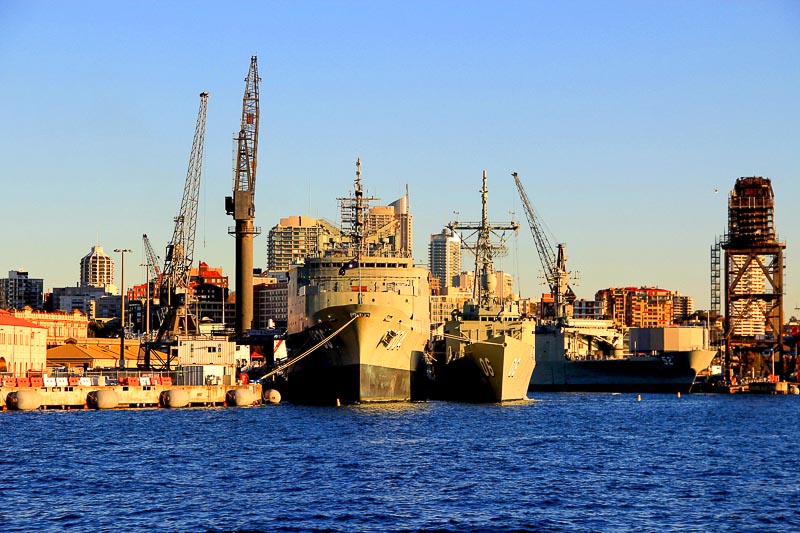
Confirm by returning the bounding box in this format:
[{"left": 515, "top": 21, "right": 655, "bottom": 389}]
[
  {"left": 140, "top": 262, "right": 151, "bottom": 340},
  {"left": 115, "top": 248, "right": 132, "bottom": 368}
]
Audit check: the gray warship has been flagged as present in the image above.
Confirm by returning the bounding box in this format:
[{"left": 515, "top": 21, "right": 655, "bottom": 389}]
[
  {"left": 532, "top": 320, "right": 716, "bottom": 393},
  {"left": 284, "top": 160, "right": 431, "bottom": 404},
  {"left": 430, "top": 171, "right": 536, "bottom": 402},
  {"left": 512, "top": 173, "right": 715, "bottom": 393}
]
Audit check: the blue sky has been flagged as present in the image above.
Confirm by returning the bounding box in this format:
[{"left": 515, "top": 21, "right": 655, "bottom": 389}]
[{"left": 1, "top": 1, "right": 798, "bottom": 312}]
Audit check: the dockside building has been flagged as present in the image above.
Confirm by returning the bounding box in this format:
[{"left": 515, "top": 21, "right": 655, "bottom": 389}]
[{"left": 0, "top": 309, "right": 47, "bottom": 375}]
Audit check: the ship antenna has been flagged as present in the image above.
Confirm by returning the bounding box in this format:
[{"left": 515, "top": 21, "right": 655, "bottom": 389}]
[
  {"left": 478, "top": 170, "right": 495, "bottom": 307},
  {"left": 355, "top": 157, "right": 363, "bottom": 253},
  {"left": 355, "top": 158, "right": 364, "bottom": 304}
]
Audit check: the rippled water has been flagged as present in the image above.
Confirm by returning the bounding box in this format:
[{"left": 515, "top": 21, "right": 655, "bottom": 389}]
[{"left": 1, "top": 393, "right": 798, "bottom": 532}]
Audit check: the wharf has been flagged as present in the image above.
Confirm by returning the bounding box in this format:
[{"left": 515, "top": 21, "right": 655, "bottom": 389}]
[
  {"left": 700, "top": 381, "right": 800, "bottom": 395},
  {"left": 2, "top": 383, "right": 273, "bottom": 410},
  {"left": 727, "top": 381, "right": 796, "bottom": 395}
]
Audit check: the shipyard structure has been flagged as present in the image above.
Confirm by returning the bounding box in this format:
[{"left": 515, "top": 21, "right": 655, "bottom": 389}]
[{"left": 715, "top": 177, "right": 789, "bottom": 381}]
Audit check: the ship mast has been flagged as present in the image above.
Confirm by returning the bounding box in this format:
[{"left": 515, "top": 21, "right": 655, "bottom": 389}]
[
  {"left": 354, "top": 158, "right": 365, "bottom": 257},
  {"left": 354, "top": 159, "right": 365, "bottom": 305},
  {"left": 448, "top": 170, "right": 519, "bottom": 310},
  {"left": 337, "top": 158, "right": 379, "bottom": 304},
  {"left": 339, "top": 158, "right": 378, "bottom": 255}
]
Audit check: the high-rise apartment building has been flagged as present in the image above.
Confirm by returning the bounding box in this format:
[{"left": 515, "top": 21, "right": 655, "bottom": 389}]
[
  {"left": 672, "top": 293, "right": 695, "bottom": 324},
  {"left": 80, "top": 246, "right": 114, "bottom": 289},
  {"left": 0, "top": 270, "right": 44, "bottom": 310},
  {"left": 267, "top": 216, "right": 340, "bottom": 271},
  {"left": 595, "top": 286, "right": 676, "bottom": 328},
  {"left": 428, "top": 230, "right": 461, "bottom": 294},
  {"left": 730, "top": 255, "right": 766, "bottom": 336}
]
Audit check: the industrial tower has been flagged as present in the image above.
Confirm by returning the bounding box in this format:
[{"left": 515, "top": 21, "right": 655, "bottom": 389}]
[
  {"left": 225, "top": 56, "right": 261, "bottom": 335},
  {"left": 722, "top": 176, "right": 786, "bottom": 379}
]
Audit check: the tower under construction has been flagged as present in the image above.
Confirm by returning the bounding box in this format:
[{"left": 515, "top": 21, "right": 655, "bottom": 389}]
[{"left": 722, "top": 176, "right": 786, "bottom": 379}]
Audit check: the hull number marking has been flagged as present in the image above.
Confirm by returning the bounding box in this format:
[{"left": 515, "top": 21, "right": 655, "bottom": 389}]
[{"left": 479, "top": 358, "right": 495, "bottom": 377}]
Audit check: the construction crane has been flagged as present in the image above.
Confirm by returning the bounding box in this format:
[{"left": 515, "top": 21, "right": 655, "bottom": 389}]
[
  {"left": 142, "top": 234, "right": 161, "bottom": 288},
  {"left": 225, "top": 56, "right": 261, "bottom": 336},
  {"left": 140, "top": 91, "right": 209, "bottom": 369},
  {"left": 512, "top": 172, "right": 575, "bottom": 322}
]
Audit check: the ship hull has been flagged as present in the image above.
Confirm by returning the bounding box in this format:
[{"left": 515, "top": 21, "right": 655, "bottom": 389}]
[
  {"left": 437, "top": 334, "right": 535, "bottom": 402},
  {"left": 530, "top": 349, "right": 717, "bottom": 393},
  {"left": 285, "top": 303, "right": 428, "bottom": 404}
]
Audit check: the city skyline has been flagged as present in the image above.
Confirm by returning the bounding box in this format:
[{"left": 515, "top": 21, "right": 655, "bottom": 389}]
[{"left": 1, "top": 1, "right": 798, "bottom": 310}]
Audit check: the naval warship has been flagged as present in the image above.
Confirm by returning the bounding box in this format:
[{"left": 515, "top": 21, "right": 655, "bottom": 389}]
[
  {"left": 430, "top": 171, "right": 536, "bottom": 402},
  {"left": 284, "top": 160, "right": 431, "bottom": 404},
  {"left": 510, "top": 172, "right": 715, "bottom": 393},
  {"left": 532, "top": 321, "right": 716, "bottom": 393}
]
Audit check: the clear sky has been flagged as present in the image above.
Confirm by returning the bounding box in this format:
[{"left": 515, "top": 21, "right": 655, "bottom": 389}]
[{"left": 1, "top": 1, "right": 798, "bottom": 313}]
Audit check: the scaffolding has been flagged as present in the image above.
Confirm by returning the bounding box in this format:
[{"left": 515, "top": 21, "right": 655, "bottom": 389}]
[
  {"left": 710, "top": 237, "right": 722, "bottom": 315},
  {"left": 722, "top": 177, "right": 787, "bottom": 380}
]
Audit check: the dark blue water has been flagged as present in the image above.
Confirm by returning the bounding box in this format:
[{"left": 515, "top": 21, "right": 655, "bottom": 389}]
[{"left": 1, "top": 393, "right": 798, "bottom": 533}]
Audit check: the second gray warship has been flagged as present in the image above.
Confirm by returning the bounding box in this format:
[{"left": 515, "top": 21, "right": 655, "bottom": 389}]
[
  {"left": 430, "top": 171, "right": 536, "bottom": 402},
  {"left": 532, "top": 320, "right": 716, "bottom": 393},
  {"left": 512, "top": 173, "right": 714, "bottom": 393}
]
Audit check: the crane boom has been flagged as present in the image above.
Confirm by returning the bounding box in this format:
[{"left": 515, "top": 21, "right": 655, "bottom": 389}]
[
  {"left": 512, "top": 172, "right": 557, "bottom": 290},
  {"left": 162, "top": 91, "right": 209, "bottom": 292},
  {"left": 142, "top": 234, "right": 161, "bottom": 282},
  {"left": 140, "top": 91, "right": 209, "bottom": 370},
  {"left": 512, "top": 172, "right": 574, "bottom": 321},
  {"left": 229, "top": 56, "right": 260, "bottom": 208},
  {"left": 156, "top": 91, "right": 209, "bottom": 343}
]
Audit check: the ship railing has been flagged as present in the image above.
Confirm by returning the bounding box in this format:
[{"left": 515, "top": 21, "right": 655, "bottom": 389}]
[
  {"left": 305, "top": 277, "right": 419, "bottom": 295},
  {"left": 310, "top": 247, "right": 412, "bottom": 259},
  {"left": 44, "top": 368, "right": 202, "bottom": 386}
]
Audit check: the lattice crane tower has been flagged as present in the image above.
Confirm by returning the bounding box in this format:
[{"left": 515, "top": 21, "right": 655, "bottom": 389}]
[{"left": 225, "top": 56, "right": 261, "bottom": 335}]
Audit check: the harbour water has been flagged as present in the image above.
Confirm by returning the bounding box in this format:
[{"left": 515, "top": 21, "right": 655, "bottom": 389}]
[{"left": 2, "top": 393, "right": 799, "bottom": 532}]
